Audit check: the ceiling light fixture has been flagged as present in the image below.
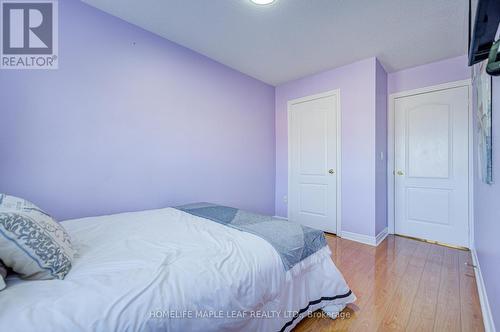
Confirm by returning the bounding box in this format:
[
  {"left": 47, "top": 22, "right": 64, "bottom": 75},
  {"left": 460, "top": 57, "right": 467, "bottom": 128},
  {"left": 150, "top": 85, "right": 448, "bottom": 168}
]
[{"left": 250, "top": 0, "right": 275, "bottom": 5}]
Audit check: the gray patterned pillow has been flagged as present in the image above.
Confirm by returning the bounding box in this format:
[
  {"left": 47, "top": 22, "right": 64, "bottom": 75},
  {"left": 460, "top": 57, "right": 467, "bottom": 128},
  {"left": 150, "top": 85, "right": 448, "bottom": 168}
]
[
  {"left": 0, "top": 261, "right": 7, "bottom": 291},
  {"left": 0, "top": 194, "right": 76, "bottom": 280}
]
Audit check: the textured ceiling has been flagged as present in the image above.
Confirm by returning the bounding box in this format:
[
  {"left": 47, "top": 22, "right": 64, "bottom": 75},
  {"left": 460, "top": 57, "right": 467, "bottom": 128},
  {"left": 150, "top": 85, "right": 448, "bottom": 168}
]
[{"left": 82, "top": 0, "right": 469, "bottom": 85}]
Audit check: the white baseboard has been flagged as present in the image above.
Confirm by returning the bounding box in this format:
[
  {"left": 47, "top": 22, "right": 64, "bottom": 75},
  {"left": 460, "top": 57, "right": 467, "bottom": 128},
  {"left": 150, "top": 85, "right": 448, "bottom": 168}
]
[
  {"left": 471, "top": 248, "right": 496, "bottom": 332},
  {"left": 340, "top": 231, "right": 376, "bottom": 246},
  {"left": 340, "top": 227, "right": 388, "bottom": 247},
  {"left": 375, "top": 227, "right": 389, "bottom": 246},
  {"left": 274, "top": 217, "right": 389, "bottom": 248}
]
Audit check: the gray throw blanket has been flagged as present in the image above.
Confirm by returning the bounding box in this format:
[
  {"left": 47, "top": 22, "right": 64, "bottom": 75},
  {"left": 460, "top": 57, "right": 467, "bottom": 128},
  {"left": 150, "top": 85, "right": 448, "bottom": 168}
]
[{"left": 175, "top": 203, "right": 327, "bottom": 271}]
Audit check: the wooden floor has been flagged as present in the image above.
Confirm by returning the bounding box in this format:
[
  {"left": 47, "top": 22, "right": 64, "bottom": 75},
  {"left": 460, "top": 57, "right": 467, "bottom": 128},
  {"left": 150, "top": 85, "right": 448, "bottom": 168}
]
[{"left": 294, "top": 234, "right": 484, "bottom": 332}]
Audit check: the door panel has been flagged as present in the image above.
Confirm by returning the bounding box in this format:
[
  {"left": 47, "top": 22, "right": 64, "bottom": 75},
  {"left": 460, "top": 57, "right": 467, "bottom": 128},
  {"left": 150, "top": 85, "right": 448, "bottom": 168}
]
[
  {"left": 395, "top": 86, "right": 469, "bottom": 247},
  {"left": 406, "top": 187, "right": 451, "bottom": 225},
  {"left": 299, "top": 109, "right": 327, "bottom": 175},
  {"left": 407, "top": 105, "right": 450, "bottom": 178},
  {"left": 299, "top": 184, "right": 327, "bottom": 216},
  {"left": 289, "top": 94, "right": 338, "bottom": 233}
]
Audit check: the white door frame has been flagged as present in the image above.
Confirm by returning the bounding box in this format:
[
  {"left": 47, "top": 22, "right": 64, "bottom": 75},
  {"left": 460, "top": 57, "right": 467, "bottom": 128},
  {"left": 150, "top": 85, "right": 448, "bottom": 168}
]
[
  {"left": 287, "top": 89, "right": 342, "bottom": 235},
  {"left": 387, "top": 79, "right": 474, "bottom": 248}
]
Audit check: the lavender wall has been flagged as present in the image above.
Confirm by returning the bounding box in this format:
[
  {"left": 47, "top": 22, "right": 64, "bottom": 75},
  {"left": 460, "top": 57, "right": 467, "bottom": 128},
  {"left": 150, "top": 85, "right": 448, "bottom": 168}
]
[
  {"left": 0, "top": 0, "right": 276, "bottom": 220},
  {"left": 474, "top": 76, "right": 500, "bottom": 329},
  {"left": 275, "top": 58, "right": 379, "bottom": 236},
  {"left": 375, "top": 60, "right": 388, "bottom": 235},
  {"left": 388, "top": 55, "right": 470, "bottom": 94}
]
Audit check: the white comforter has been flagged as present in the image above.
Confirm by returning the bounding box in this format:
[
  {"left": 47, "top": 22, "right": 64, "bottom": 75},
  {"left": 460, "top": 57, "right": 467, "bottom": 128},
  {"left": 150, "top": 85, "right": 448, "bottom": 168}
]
[{"left": 0, "top": 208, "right": 355, "bottom": 332}]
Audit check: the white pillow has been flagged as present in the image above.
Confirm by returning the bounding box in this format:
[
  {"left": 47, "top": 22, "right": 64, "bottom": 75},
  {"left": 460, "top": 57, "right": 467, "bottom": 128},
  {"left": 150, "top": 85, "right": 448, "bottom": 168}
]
[
  {"left": 0, "top": 194, "right": 40, "bottom": 211},
  {"left": 0, "top": 194, "right": 76, "bottom": 280}
]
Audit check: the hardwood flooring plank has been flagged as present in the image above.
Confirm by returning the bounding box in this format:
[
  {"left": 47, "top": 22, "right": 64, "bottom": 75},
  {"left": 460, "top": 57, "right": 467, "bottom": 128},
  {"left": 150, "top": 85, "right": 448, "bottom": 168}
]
[
  {"left": 405, "top": 244, "right": 444, "bottom": 331},
  {"left": 343, "top": 237, "right": 420, "bottom": 332},
  {"left": 459, "top": 250, "right": 484, "bottom": 332},
  {"left": 376, "top": 241, "right": 432, "bottom": 331},
  {"left": 433, "top": 247, "right": 461, "bottom": 332},
  {"left": 293, "top": 236, "right": 484, "bottom": 332}
]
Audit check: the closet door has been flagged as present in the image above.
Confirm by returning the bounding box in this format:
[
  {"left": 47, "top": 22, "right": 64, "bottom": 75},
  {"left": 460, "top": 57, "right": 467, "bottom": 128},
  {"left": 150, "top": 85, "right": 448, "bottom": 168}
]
[{"left": 289, "top": 92, "right": 339, "bottom": 234}]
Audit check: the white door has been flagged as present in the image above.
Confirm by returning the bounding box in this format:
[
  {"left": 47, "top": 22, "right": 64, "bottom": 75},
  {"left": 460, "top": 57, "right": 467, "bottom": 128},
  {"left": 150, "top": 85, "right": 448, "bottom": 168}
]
[
  {"left": 289, "top": 92, "right": 339, "bottom": 234},
  {"left": 394, "top": 86, "right": 470, "bottom": 247}
]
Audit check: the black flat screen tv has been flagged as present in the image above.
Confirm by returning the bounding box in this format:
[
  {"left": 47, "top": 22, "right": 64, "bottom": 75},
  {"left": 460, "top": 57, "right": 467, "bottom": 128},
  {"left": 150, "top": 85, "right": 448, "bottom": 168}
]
[{"left": 468, "top": 0, "right": 500, "bottom": 66}]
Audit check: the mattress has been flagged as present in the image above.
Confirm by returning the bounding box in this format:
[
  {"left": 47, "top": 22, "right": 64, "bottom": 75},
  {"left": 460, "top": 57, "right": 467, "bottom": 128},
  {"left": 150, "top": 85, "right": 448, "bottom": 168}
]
[{"left": 0, "top": 207, "right": 355, "bottom": 332}]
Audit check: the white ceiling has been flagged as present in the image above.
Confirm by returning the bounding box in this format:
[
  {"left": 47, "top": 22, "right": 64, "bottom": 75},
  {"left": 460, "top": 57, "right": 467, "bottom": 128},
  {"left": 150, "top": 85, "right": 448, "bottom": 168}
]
[{"left": 81, "top": 0, "right": 469, "bottom": 86}]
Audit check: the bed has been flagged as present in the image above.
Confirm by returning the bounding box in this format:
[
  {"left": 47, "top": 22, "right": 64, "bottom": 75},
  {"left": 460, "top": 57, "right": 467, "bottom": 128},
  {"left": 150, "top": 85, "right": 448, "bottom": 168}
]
[{"left": 0, "top": 206, "right": 355, "bottom": 332}]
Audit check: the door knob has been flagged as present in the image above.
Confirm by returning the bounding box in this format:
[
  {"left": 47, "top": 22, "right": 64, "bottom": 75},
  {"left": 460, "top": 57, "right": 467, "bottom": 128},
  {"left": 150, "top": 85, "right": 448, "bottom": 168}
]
[
  {"left": 329, "top": 169, "right": 336, "bottom": 174},
  {"left": 396, "top": 170, "right": 404, "bottom": 176}
]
